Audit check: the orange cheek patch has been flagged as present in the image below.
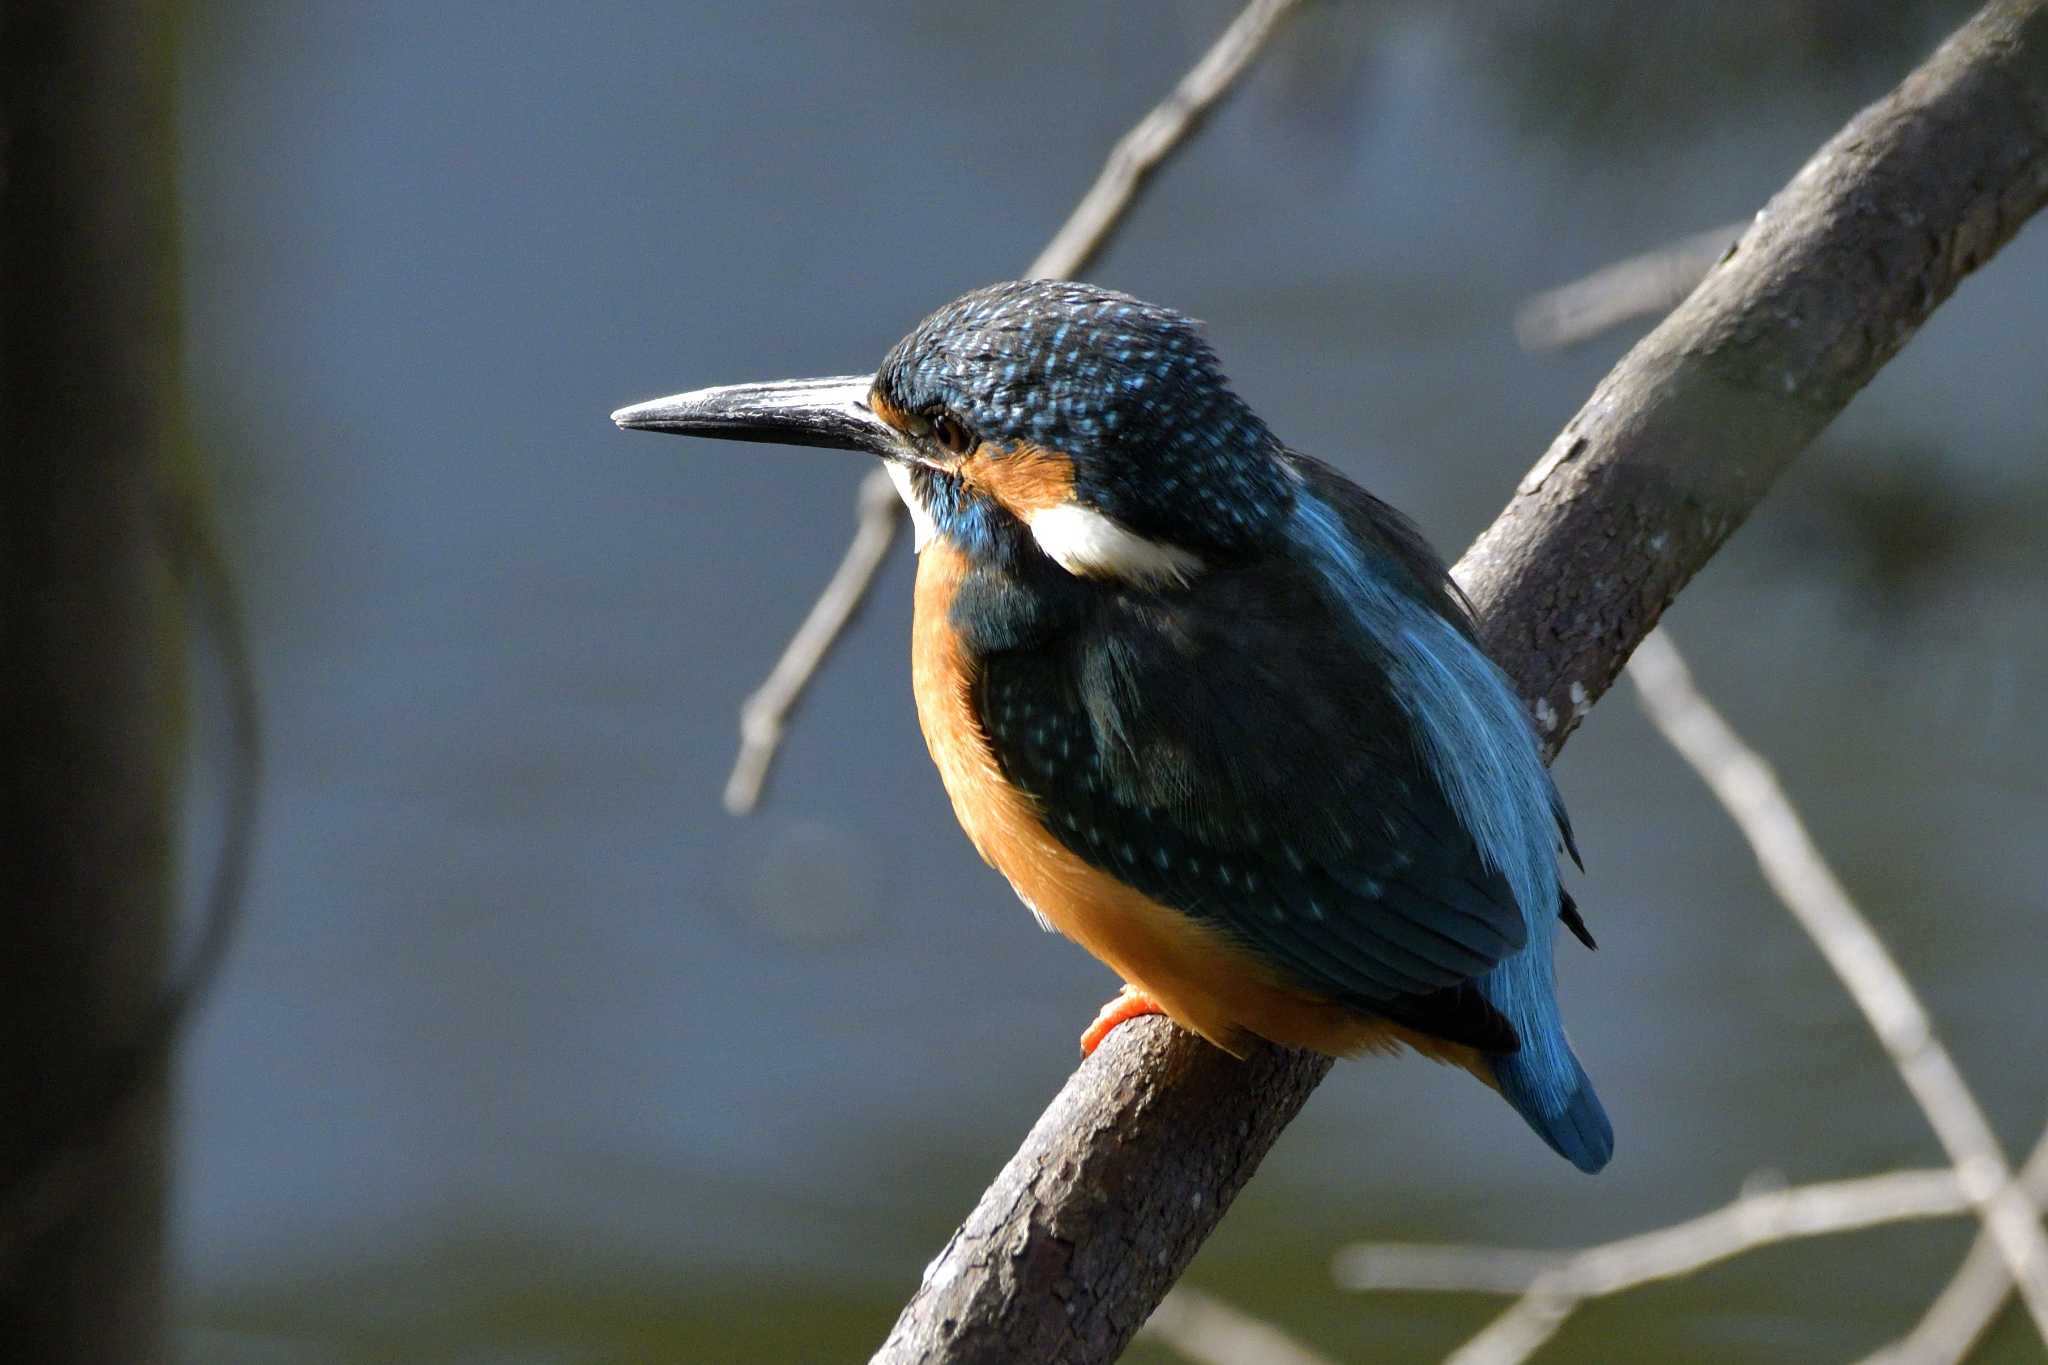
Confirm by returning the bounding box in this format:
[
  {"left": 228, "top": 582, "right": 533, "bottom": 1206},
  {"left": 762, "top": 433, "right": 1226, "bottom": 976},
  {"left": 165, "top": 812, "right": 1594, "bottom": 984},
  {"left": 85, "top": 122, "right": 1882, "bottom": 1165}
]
[
  {"left": 867, "top": 389, "right": 1076, "bottom": 522},
  {"left": 959, "top": 441, "right": 1076, "bottom": 518}
]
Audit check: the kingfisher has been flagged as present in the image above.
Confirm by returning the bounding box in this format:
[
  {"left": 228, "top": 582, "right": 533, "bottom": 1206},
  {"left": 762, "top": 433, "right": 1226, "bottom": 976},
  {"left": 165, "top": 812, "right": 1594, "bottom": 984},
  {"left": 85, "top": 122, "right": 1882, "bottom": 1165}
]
[{"left": 613, "top": 280, "right": 1612, "bottom": 1173}]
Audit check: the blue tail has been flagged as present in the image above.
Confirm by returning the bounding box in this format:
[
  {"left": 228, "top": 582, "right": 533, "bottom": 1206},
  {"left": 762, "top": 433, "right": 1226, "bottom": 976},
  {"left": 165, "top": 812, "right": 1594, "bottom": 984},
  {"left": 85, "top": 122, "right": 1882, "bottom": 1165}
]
[
  {"left": 1480, "top": 946, "right": 1613, "bottom": 1174},
  {"left": 1494, "top": 1042, "right": 1613, "bottom": 1174}
]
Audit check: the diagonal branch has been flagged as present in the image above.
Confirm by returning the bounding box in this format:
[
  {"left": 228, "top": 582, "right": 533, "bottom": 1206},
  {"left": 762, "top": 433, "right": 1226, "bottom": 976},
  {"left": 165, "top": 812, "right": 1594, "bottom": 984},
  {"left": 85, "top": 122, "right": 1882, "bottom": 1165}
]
[
  {"left": 1331, "top": 627, "right": 2048, "bottom": 1365},
  {"left": 1333, "top": 1133, "right": 2048, "bottom": 1365},
  {"left": 721, "top": 0, "right": 1306, "bottom": 813},
  {"left": 1513, "top": 221, "right": 1747, "bottom": 352},
  {"left": 1024, "top": 0, "right": 1305, "bottom": 283},
  {"left": 1868, "top": 1126, "right": 2048, "bottom": 1365},
  {"left": 870, "top": 5, "right": 2048, "bottom": 1362},
  {"left": 723, "top": 468, "right": 903, "bottom": 812},
  {"left": 1141, "top": 1285, "right": 1345, "bottom": 1365},
  {"left": 1629, "top": 631, "right": 2048, "bottom": 1343}
]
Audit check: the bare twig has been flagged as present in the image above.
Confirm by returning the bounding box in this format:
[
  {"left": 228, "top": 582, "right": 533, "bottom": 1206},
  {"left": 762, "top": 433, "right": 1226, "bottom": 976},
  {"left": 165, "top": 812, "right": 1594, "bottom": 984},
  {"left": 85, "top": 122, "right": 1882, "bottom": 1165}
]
[
  {"left": 1334, "top": 1243, "right": 1581, "bottom": 1299},
  {"left": 1141, "top": 1286, "right": 1344, "bottom": 1365},
  {"left": 1332, "top": 1139, "right": 2048, "bottom": 1365},
  {"left": 723, "top": 468, "right": 902, "bottom": 812},
  {"left": 1513, "top": 221, "right": 1746, "bottom": 352},
  {"left": 872, "top": 5, "right": 2048, "bottom": 1361},
  {"left": 1326, "top": 629, "right": 2048, "bottom": 1365},
  {"left": 1628, "top": 631, "right": 2048, "bottom": 1343},
  {"left": 1026, "top": 0, "right": 1306, "bottom": 282},
  {"left": 1336, "top": 1169, "right": 1978, "bottom": 1365},
  {"left": 1629, "top": 630, "right": 2048, "bottom": 1348},
  {"left": 1867, "top": 1126, "right": 2048, "bottom": 1365},
  {"left": 720, "top": 0, "right": 1306, "bottom": 813}
]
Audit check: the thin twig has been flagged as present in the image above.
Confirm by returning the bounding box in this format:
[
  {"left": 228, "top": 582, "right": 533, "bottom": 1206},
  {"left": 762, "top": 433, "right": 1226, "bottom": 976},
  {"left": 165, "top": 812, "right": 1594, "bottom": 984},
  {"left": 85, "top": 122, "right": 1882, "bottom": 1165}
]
[
  {"left": 1335, "top": 1169, "right": 1977, "bottom": 1365},
  {"left": 1627, "top": 629, "right": 2048, "bottom": 1344},
  {"left": 1332, "top": 1141, "right": 2048, "bottom": 1365},
  {"left": 1334, "top": 1244, "right": 1580, "bottom": 1298},
  {"left": 1327, "top": 636, "right": 2048, "bottom": 1364},
  {"left": 720, "top": 0, "right": 1306, "bottom": 813},
  {"left": 1866, "top": 1126, "right": 2048, "bottom": 1365},
  {"left": 1512, "top": 222, "right": 1746, "bottom": 352},
  {"left": 723, "top": 467, "right": 902, "bottom": 812},
  {"left": 1026, "top": 0, "right": 1305, "bottom": 281},
  {"left": 1443, "top": 1172, "right": 1985, "bottom": 1365},
  {"left": 1142, "top": 1286, "right": 1344, "bottom": 1365}
]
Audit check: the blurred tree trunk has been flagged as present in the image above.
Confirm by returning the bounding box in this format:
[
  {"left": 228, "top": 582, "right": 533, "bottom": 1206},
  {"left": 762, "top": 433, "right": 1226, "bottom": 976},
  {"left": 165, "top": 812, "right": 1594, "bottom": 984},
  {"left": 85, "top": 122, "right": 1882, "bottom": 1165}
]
[{"left": 1, "top": 3, "right": 184, "bottom": 1363}]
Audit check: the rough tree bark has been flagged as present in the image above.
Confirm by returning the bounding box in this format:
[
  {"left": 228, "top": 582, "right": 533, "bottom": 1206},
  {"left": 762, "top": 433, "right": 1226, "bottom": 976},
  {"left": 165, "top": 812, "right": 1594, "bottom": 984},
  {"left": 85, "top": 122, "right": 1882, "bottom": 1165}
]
[
  {"left": 871, "top": 3, "right": 2048, "bottom": 1361},
  {"left": 0, "top": 3, "right": 184, "bottom": 1363}
]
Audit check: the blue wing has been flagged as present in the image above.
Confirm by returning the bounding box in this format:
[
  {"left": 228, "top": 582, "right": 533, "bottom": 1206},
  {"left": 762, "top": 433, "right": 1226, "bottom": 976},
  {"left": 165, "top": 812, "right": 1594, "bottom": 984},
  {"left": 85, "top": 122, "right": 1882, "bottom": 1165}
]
[{"left": 973, "top": 543, "right": 1533, "bottom": 1053}]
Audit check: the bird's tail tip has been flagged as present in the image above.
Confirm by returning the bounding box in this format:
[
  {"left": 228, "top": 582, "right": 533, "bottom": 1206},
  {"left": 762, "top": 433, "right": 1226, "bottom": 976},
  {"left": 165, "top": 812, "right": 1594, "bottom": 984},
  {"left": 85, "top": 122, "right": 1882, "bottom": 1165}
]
[{"left": 1494, "top": 1046, "right": 1613, "bottom": 1174}]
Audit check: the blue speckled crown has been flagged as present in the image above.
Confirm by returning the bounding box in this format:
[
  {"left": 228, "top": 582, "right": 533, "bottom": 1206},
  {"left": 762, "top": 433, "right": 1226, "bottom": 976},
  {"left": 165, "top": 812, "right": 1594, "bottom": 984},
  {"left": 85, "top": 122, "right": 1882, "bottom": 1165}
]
[{"left": 875, "top": 281, "right": 1291, "bottom": 550}]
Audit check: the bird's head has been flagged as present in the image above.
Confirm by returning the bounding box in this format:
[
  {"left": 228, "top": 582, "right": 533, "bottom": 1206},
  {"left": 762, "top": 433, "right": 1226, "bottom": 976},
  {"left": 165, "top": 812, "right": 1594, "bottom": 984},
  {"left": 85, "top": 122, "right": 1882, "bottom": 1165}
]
[{"left": 613, "top": 280, "right": 1294, "bottom": 586}]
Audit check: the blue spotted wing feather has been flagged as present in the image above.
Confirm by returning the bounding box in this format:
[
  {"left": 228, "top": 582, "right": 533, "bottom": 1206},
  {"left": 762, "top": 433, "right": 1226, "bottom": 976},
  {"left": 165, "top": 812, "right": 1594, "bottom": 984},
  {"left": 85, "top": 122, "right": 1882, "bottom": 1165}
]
[
  {"left": 1284, "top": 453, "right": 1591, "bottom": 948},
  {"left": 971, "top": 548, "right": 1530, "bottom": 1054}
]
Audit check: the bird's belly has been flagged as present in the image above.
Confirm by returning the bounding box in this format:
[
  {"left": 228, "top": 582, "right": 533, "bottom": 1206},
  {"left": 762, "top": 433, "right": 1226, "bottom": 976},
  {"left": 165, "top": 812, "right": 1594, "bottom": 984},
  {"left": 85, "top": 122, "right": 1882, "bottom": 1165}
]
[{"left": 909, "top": 542, "right": 1406, "bottom": 1058}]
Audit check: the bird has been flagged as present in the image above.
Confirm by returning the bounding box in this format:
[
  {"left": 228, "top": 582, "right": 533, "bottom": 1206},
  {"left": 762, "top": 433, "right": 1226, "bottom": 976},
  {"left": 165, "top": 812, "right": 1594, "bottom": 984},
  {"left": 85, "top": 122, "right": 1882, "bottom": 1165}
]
[{"left": 612, "top": 280, "right": 1612, "bottom": 1173}]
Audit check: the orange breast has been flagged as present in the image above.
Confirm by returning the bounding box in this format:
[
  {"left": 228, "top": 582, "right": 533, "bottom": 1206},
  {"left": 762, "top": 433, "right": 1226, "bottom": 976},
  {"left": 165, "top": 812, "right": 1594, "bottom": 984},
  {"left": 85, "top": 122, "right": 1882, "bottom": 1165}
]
[{"left": 909, "top": 541, "right": 1477, "bottom": 1067}]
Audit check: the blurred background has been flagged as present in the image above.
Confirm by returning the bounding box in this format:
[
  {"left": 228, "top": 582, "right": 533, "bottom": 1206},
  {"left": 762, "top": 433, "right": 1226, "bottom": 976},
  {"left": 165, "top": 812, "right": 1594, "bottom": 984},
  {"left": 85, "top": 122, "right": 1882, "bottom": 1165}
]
[{"left": 165, "top": 1, "right": 2048, "bottom": 1360}]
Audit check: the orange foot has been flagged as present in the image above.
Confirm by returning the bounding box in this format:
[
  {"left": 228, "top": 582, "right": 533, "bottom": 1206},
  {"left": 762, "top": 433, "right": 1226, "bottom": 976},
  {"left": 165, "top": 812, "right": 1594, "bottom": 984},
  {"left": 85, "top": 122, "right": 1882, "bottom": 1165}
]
[{"left": 1079, "top": 983, "right": 1167, "bottom": 1058}]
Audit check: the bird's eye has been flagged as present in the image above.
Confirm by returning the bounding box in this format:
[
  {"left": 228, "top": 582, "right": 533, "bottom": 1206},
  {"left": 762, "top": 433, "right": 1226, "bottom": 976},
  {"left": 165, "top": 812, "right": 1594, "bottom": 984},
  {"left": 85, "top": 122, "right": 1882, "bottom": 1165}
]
[{"left": 931, "top": 413, "right": 974, "bottom": 457}]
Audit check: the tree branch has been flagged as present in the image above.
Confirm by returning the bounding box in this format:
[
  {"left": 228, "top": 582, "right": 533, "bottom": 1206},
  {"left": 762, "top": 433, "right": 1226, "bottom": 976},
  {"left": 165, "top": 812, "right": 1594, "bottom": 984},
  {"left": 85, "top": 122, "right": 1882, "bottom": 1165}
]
[
  {"left": 1868, "top": 1126, "right": 2048, "bottom": 1365},
  {"left": 1023, "top": 0, "right": 1306, "bottom": 283},
  {"left": 1628, "top": 631, "right": 2048, "bottom": 1343},
  {"left": 1321, "top": 625, "right": 2048, "bottom": 1365},
  {"left": 1334, "top": 1164, "right": 1981, "bottom": 1323},
  {"left": 723, "top": 470, "right": 904, "bottom": 812},
  {"left": 1140, "top": 1285, "right": 1343, "bottom": 1365},
  {"left": 1512, "top": 221, "right": 1746, "bottom": 352},
  {"left": 721, "top": 0, "right": 1306, "bottom": 813},
  {"left": 1461, "top": 0, "right": 2048, "bottom": 755},
  {"left": 1436, "top": 1169, "right": 2002, "bottom": 1365},
  {"left": 870, "top": 4, "right": 2048, "bottom": 1361}
]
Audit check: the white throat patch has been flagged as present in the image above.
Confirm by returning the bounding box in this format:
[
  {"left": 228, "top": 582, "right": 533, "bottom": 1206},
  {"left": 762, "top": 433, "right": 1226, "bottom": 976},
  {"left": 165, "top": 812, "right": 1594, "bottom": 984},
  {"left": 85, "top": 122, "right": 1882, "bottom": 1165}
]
[
  {"left": 881, "top": 466, "right": 1201, "bottom": 588},
  {"left": 883, "top": 461, "right": 939, "bottom": 552},
  {"left": 1026, "top": 502, "right": 1202, "bottom": 588}
]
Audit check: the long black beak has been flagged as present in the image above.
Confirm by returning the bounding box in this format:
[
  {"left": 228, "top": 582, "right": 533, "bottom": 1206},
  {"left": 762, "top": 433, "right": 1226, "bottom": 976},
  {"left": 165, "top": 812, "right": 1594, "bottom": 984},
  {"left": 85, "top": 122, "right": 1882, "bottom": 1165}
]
[{"left": 610, "top": 374, "right": 912, "bottom": 459}]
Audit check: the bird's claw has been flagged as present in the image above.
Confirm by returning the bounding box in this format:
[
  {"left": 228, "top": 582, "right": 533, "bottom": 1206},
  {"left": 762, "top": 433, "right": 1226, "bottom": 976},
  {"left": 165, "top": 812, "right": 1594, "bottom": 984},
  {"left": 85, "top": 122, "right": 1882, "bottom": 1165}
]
[{"left": 1079, "top": 983, "right": 1167, "bottom": 1057}]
